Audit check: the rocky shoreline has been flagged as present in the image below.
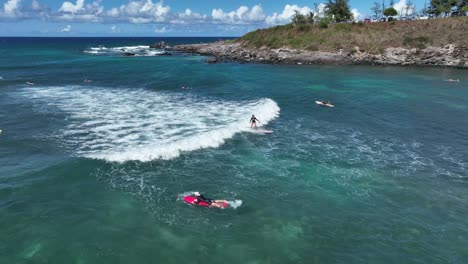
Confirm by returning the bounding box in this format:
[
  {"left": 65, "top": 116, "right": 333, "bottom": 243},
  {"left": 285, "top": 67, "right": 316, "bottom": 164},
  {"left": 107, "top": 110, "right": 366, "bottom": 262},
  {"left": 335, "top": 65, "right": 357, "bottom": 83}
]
[{"left": 171, "top": 41, "right": 468, "bottom": 68}]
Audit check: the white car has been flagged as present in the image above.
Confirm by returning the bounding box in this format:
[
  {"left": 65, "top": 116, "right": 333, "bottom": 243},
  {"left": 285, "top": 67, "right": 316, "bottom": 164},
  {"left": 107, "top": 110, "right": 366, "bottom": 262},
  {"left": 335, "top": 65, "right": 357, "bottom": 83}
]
[{"left": 419, "top": 16, "right": 429, "bottom": 20}]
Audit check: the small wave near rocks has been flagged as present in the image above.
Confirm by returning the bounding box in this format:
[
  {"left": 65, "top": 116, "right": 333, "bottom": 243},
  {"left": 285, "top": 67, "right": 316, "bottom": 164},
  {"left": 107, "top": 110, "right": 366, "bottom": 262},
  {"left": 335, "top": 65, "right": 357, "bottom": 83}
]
[{"left": 84, "top": 45, "right": 172, "bottom": 57}]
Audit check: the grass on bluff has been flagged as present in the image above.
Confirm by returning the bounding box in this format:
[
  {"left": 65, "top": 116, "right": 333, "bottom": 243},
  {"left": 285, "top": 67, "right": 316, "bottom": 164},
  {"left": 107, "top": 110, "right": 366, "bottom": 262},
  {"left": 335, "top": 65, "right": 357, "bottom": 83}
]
[{"left": 239, "top": 17, "right": 468, "bottom": 54}]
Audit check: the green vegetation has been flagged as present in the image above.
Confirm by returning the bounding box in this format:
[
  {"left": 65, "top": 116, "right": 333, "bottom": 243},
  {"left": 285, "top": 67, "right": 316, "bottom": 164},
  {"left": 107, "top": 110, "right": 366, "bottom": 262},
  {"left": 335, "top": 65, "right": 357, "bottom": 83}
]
[
  {"left": 238, "top": 18, "right": 468, "bottom": 54},
  {"left": 291, "top": 10, "right": 307, "bottom": 25},
  {"left": 325, "top": 0, "right": 354, "bottom": 22},
  {"left": 402, "top": 36, "right": 431, "bottom": 49},
  {"left": 384, "top": 7, "right": 398, "bottom": 16},
  {"left": 430, "top": 0, "right": 468, "bottom": 15}
]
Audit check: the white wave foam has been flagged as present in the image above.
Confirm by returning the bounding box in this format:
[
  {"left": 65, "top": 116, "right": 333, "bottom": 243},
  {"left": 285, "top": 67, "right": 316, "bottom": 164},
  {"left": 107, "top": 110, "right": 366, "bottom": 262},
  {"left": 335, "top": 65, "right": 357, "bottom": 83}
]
[
  {"left": 83, "top": 45, "right": 170, "bottom": 57},
  {"left": 227, "top": 200, "right": 243, "bottom": 209},
  {"left": 20, "top": 86, "right": 280, "bottom": 162}
]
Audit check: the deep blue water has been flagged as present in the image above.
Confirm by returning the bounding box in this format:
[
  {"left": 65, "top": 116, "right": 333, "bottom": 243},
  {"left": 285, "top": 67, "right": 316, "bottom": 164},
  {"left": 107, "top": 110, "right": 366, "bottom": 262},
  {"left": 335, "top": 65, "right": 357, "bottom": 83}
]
[{"left": 0, "top": 37, "right": 467, "bottom": 264}]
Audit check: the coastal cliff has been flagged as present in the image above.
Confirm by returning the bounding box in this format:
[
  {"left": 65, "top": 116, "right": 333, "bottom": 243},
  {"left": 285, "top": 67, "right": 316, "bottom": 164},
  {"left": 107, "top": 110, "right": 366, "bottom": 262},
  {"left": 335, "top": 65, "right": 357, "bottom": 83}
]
[{"left": 173, "top": 17, "right": 468, "bottom": 68}]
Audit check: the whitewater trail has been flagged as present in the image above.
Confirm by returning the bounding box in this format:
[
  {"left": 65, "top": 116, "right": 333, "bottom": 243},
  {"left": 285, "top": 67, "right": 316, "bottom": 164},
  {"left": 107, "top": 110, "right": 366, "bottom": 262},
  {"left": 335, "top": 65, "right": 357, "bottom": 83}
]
[{"left": 19, "top": 85, "right": 280, "bottom": 162}]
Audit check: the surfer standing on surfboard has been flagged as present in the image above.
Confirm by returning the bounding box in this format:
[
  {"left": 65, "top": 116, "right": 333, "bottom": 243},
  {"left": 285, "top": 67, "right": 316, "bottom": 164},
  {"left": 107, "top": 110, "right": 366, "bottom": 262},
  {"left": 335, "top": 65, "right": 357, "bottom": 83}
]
[{"left": 250, "top": 114, "right": 260, "bottom": 129}]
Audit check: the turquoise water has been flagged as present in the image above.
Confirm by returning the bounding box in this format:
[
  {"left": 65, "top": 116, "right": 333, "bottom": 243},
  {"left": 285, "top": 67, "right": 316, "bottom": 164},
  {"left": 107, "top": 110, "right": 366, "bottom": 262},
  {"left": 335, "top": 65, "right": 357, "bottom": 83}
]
[{"left": 1, "top": 37, "right": 467, "bottom": 264}]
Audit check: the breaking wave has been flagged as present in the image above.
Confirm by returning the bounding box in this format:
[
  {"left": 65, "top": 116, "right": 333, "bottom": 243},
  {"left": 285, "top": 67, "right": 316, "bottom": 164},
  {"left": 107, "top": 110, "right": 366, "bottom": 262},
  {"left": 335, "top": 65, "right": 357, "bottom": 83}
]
[
  {"left": 19, "top": 85, "right": 280, "bottom": 162},
  {"left": 83, "top": 45, "right": 171, "bottom": 56}
]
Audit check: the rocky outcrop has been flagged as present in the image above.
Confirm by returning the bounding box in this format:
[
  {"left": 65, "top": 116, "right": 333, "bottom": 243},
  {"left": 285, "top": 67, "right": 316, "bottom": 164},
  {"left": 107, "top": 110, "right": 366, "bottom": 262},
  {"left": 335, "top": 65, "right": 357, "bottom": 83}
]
[
  {"left": 351, "top": 44, "right": 468, "bottom": 67},
  {"left": 172, "top": 41, "right": 468, "bottom": 68},
  {"left": 150, "top": 41, "right": 167, "bottom": 49},
  {"left": 173, "top": 42, "right": 351, "bottom": 65}
]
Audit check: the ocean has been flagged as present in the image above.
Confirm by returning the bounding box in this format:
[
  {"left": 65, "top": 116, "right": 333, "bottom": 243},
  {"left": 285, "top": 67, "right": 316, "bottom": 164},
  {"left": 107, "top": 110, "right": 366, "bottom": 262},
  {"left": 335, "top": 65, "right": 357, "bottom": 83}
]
[{"left": 0, "top": 37, "right": 467, "bottom": 264}]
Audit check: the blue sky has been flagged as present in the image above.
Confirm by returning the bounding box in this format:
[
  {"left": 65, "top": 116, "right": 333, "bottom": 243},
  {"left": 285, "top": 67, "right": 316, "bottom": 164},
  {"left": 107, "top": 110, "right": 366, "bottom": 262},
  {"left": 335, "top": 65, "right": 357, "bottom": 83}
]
[{"left": 0, "top": 0, "right": 427, "bottom": 36}]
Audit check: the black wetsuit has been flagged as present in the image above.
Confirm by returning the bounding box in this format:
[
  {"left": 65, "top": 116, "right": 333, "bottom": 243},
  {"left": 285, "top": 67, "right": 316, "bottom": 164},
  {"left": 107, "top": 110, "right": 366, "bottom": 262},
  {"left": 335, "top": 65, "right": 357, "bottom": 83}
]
[
  {"left": 250, "top": 116, "right": 259, "bottom": 124},
  {"left": 195, "top": 194, "right": 213, "bottom": 205}
]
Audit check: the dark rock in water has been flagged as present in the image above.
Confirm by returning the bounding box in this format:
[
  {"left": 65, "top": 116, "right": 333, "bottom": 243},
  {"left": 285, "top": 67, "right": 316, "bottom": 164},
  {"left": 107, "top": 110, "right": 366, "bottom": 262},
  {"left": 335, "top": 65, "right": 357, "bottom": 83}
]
[
  {"left": 123, "top": 52, "right": 135, "bottom": 56},
  {"left": 158, "top": 50, "right": 172, "bottom": 56},
  {"left": 206, "top": 57, "right": 218, "bottom": 63},
  {"left": 150, "top": 41, "right": 166, "bottom": 49}
]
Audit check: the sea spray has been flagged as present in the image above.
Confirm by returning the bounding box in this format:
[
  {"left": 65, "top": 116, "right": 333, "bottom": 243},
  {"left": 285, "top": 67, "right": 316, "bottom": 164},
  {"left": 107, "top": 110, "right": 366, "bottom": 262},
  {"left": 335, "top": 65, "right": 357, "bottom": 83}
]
[{"left": 227, "top": 200, "right": 243, "bottom": 209}]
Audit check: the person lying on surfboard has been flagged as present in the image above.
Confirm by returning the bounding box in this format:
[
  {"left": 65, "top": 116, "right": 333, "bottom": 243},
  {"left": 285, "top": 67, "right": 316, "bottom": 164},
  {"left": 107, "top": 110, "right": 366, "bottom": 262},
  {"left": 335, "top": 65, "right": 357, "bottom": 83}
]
[
  {"left": 193, "top": 192, "right": 228, "bottom": 208},
  {"left": 250, "top": 114, "right": 260, "bottom": 129}
]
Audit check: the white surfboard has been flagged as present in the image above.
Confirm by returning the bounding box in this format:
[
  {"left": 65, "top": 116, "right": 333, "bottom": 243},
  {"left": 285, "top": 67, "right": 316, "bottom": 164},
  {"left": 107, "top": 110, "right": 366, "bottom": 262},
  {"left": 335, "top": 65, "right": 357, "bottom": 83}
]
[
  {"left": 315, "top": 101, "right": 334, "bottom": 107},
  {"left": 253, "top": 129, "right": 273, "bottom": 134}
]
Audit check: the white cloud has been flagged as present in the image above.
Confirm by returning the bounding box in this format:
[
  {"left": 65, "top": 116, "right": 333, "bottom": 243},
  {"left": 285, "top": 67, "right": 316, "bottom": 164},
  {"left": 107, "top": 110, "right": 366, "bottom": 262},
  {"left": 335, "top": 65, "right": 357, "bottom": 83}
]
[
  {"left": 172, "top": 8, "right": 206, "bottom": 23},
  {"left": 351, "top": 8, "right": 362, "bottom": 21},
  {"left": 129, "top": 17, "right": 152, "bottom": 23},
  {"left": 266, "top": 4, "right": 313, "bottom": 25},
  {"left": 154, "top": 26, "right": 169, "bottom": 33},
  {"left": 393, "top": 0, "right": 415, "bottom": 16},
  {"left": 248, "top": 5, "right": 265, "bottom": 21},
  {"left": 85, "top": 1, "right": 103, "bottom": 15},
  {"left": 61, "top": 24, "right": 72, "bottom": 32},
  {"left": 107, "top": 7, "right": 119, "bottom": 17},
  {"left": 31, "top": 0, "right": 41, "bottom": 10},
  {"left": 110, "top": 25, "right": 120, "bottom": 33},
  {"left": 112, "top": 0, "right": 171, "bottom": 23},
  {"left": 59, "top": 13, "right": 99, "bottom": 22},
  {"left": 3, "top": 0, "right": 22, "bottom": 17},
  {"left": 56, "top": 0, "right": 103, "bottom": 22},
  {"left": 59, "top": 0, "right": 84, "bottom": 14},
  {"left": 212, "top": 5, "right": 265, "bottom": 24}
]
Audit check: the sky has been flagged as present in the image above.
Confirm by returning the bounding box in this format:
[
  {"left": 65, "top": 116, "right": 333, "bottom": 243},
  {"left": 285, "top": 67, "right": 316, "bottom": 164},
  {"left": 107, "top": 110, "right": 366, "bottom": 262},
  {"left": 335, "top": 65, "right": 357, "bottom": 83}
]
[{"left": 0, "top": 0, "right": 428, "bottom": 36}]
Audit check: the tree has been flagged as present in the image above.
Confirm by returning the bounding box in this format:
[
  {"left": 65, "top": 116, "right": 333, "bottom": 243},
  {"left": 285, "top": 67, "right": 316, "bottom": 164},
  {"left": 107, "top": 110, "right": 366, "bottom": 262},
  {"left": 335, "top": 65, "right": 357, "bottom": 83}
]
[
  {"left": 314, "top": 2, "right": 328, "bottom": 20},
  {"left": 326, "top": 0, "right": 353, "bottom": 22},
  {"left": 384, "top": 7, "right": 398, "bottom": 16},
  {"left": 421, "top": 0, "right": 428, "bottom": 15},
  {"left": 430, "top": 0, "right": 458, "bottom": 16},
  {"left": 406, "top": 0, "right": 415, "bottom": 15},
  {"left": 306, "top": 12, "right": 315, "bottom": 24},
  {"left": 458, "top": 0, "right": 468, "bottom": 11},
  {"left": 371, "top": 1, "right": 383, "bottom": 18},
  {"left": 291, "top": 10, "right": 307, "bottom": 25},
  {"left": 382, "top": 0, "right": 387, "bottom": 16}
]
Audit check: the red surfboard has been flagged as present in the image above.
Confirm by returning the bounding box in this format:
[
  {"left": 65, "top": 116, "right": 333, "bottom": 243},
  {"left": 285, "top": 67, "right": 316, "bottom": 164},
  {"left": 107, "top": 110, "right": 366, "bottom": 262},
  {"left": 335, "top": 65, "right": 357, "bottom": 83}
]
[{"left": 184, "top": 196, "right": 229, "bottom": 208}]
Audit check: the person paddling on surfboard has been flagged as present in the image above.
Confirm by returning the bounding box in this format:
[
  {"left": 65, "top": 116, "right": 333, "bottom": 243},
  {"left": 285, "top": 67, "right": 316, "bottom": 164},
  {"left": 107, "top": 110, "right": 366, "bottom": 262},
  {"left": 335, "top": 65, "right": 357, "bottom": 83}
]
[
  {"left": 193, "top": 192, "right": 228, "bottom": 208},
  {"left": 250, "top": 114, "right": 260, "bottom": 129}
]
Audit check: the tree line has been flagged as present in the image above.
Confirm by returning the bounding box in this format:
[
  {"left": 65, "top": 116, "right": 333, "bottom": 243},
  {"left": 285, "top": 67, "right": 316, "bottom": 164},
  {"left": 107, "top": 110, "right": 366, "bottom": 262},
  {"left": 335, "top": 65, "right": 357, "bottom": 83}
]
[
  {"left": 291, "top": 0, "right": 353, "bottom": 26},
  {"left": 371, "top": 0, "right": 467, "bottom": 19},
  {"left": 291, "top": 0, "right": 467, "bottom": 26}
]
